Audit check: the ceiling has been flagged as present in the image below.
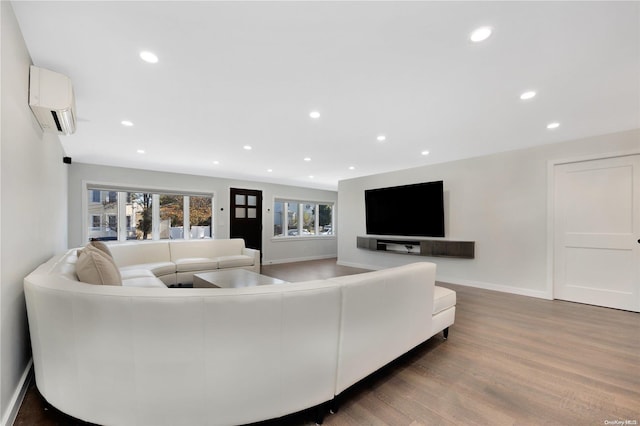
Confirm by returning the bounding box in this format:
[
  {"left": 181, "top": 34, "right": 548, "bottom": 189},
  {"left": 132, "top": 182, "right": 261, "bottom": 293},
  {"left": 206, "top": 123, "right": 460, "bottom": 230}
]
[{"left": 11, "top": 1, "right": 640, "bottom": 190}]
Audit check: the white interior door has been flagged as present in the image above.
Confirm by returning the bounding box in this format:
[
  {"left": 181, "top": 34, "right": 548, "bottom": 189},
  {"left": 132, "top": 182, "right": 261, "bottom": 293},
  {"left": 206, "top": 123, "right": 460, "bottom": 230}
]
[{"left": 553, "top": 155, "right": 640, "bottom": 312}]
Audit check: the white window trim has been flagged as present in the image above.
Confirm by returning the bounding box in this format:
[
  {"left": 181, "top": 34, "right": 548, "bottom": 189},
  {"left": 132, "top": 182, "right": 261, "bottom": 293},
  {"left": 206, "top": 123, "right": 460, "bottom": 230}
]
[
  {"left": 117, "top": 191, "right": 127, "bottom": 241},
  {"left": 183, "top": 196, "right": 191, "bottom": 240}
]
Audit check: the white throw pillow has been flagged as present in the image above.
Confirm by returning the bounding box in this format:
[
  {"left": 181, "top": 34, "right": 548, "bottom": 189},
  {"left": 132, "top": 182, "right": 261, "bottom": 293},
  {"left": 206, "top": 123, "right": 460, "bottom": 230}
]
[{"left": 77, "top": 245, "right": 122, "bottom": 286}]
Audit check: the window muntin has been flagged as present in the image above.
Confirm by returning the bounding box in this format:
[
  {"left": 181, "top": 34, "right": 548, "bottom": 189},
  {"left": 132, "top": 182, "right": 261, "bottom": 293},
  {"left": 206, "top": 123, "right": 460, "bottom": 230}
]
[
  {"left": 86, "top": 187, "right": 213, "bottom": 242},
  {"left": 273, "top": 199, "right": 334, "bottom": 238}
]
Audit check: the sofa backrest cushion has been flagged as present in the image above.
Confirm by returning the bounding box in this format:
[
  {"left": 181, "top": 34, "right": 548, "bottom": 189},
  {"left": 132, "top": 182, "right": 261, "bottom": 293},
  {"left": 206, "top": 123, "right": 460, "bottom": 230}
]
[
  {"left": 169, "top": 239, "right": 246, "bottom": 261},
  {"left": 76, "top": 245, "right": 123, "bottom": 286},
  {"left": 109, "top": 242, "right": 171, "bottom": 267},
  {"left": 209, "top": 238, "right": 245, "bottom": 257}
]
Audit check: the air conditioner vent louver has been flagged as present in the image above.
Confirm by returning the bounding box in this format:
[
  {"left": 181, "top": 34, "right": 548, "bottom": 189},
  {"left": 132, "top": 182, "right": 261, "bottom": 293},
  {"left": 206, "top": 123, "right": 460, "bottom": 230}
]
[
  {"left": 29, "top": 65, "right": 77, "bottom": 135},
  {"left": 51, "top": 111, "right": 62, "bottom": 132}
]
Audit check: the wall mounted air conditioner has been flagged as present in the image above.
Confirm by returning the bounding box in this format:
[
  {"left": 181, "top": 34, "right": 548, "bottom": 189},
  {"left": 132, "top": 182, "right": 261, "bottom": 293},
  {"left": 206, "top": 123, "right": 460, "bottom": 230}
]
[{"left": 28, "top": 65, "right": 77, "bottom": 135}]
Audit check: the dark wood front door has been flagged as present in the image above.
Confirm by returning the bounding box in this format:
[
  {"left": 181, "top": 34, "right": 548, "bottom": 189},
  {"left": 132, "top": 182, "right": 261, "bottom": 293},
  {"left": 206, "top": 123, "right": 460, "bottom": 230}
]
[{"left": 230, "top": 188, "right": 263, "bottom": 257}]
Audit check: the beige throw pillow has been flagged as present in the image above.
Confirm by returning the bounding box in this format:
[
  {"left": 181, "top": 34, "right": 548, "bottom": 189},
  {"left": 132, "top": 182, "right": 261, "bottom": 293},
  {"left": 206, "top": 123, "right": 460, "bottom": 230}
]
[
  {"left": 77, "top": 245, "right": 122, "bottom": 286},
  {"left": 89, "top": 240, "right": 113, "bottom": 258}
]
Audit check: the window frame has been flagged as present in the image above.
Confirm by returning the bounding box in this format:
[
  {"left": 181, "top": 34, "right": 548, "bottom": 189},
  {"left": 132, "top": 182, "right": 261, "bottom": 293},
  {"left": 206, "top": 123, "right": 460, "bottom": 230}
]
[
  {"left": 271, "top": 197, "right": 335, "bottom": 241},
  {"left": 82, "top": 181, "right": 214, "bottom": 243}
]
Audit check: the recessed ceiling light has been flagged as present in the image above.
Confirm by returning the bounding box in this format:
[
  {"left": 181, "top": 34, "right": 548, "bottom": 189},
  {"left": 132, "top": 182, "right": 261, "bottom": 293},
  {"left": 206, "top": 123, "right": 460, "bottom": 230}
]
[
  {"left": 243, "top": 145, "right": 252, "bottom": 150},
  {"left": 309, "top": 175, "right": 314, "bottom": 179},
  {"left": 377, "top": 135, "right": 386, "bottom": 142},
  {"left": 304, "top": 157, "right": 311, "bottom": 162},
  {"left": 309, "top": 111, "right": 320, "bottom": 119},
  {"left": 520, "top": 91, "right": 536, "bottom": 100},
  {"left": 470, "top": 26, "right": 492, "bottom": 43},
  {"left": 547, "top": 122, "right": 560, "bottom": 129},
  {"left": 267, "top": 169, "right": 273, "bottom": 172},
  {"left": 421, "top": 150, "right": 430, "bottom": 156},
  {"left": 212, "top": 161, "right": 219, "bottom": 165},
  {"left": 121, "top": 120, "right": 133, "bottom": 127},
  {"left": 349, "top": 166, "right": 355, "bottom": 170},
  {"left": 137, "top": 149, "right": 145, "bottom": 154},
  {"left": 139, "top": 51, "right": 158, "bottom": 64}
]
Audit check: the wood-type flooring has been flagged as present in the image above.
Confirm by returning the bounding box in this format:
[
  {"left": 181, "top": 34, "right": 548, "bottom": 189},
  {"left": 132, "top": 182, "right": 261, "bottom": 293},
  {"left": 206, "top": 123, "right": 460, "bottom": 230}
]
[{"left": 14, "top": 259, "right": 640, "bottom": 426}]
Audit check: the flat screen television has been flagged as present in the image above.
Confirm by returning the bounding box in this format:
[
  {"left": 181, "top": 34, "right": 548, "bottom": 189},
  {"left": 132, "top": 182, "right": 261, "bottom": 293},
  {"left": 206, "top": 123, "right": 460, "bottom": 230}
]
[{"left": 365, "top": 180, "right": 445, "bottom": 237}]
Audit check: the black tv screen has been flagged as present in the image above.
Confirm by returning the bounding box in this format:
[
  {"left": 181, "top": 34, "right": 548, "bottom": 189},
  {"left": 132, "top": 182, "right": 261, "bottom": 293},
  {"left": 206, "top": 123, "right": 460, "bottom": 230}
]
[{"left": 365, "top": 181, "right": 445, "bottom": 237}]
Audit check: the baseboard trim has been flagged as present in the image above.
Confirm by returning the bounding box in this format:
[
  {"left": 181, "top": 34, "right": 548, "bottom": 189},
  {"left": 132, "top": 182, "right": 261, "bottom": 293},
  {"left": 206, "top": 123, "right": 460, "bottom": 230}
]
[
  {"left": 1, "top": 359, "right": 33, "bottom": 426},
  {"left": 336, "top": 260, "right": 382, "bottom": 271},
  {"left": 262, "top": 254, "right": 338, "bottom": 265},
  {"left": 436, "top": 276, "right": 551, "bottom": 300}
]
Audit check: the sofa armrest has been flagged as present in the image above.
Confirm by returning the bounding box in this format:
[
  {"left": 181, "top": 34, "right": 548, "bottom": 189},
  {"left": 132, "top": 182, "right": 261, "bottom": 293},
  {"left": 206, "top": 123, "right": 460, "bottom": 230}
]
[{"left": 242, "top": 247, "right": 260, "bottom": 265}]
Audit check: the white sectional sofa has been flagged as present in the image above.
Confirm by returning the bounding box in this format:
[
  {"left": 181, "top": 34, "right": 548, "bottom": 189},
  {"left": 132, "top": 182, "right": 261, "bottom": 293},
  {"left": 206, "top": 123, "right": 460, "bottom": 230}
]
[
  {"left": 24, "top": 247, "right": 455, "bottom": 426},
  {"left": 105, "top": 238, "right": 260, "bottom": 286}
]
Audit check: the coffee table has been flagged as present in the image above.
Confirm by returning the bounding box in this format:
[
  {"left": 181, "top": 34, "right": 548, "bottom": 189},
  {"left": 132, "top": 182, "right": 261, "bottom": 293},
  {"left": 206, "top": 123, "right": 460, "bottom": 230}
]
[{"left": 193, "top": 269, "right": 287, "bottom": 288}]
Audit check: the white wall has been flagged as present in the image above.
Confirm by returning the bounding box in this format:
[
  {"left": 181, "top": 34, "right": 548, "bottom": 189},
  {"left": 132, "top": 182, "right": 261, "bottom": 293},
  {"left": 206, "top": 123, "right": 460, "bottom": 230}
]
[
  {"left": 0, "top": 2, "right": 69, "bottom": 424},
  {"left": 338, "top": 129, "right": 640, "bottom": 298},
  {"left": 67, "top": 163, "right": 337, "bottom": 264}
]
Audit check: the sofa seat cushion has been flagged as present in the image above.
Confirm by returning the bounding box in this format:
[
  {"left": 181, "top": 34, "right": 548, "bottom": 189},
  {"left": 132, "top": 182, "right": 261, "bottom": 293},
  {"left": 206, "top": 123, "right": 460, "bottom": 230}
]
[
  {"left": 119, "top": 262, "right": 175, "bottom": 277},
  {"left": 215, "top": 255, "right": 254, "bottom": 269},
  {"left": 122, "top": 276, "right": 167, "bottom": 288},
  {"left": 174, "top": 258, "right": 219, "bottom": 272},
  {"left": 120, "top": 268, "right": 157, "bottom": 280},
  {"left": 433, "top": 286, "right": 456, "bottom": 315}
]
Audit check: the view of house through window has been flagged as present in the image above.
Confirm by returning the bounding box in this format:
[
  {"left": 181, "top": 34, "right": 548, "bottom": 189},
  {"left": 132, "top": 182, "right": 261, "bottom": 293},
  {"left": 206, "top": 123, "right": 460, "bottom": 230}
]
[
  {"left": 127, "top": 192, "right": 153, "bottom": 240},
  {"left": 273, "top": 199, "right": 334, "bottom": 237},
  {"left": 87, "top": 187, "right": 213, "bottom": 241}
]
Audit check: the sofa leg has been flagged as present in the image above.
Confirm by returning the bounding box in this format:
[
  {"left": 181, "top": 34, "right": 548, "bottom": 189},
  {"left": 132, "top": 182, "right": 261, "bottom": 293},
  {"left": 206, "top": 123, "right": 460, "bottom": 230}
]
[
  {"left": 313, "top": 403, "right": 326, "bottom": 425},
  {"left": 329, "top": 396, "right": 340, "bottom": 414},
  {"left": 443, "top": 327, "right": 449, "bottom": 340}
]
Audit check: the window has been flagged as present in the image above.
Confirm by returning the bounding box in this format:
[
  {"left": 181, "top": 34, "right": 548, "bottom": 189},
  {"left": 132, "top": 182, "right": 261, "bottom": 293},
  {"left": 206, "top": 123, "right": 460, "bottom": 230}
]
[
  {"left": 86, "top": 186, "right": 213, "bottom": 242},
  {"left": 160, "top": 194, "right": 184, "bottom": 240},
  {"left": 190, "top": 196, "right": 212, "bottom": 239},
  {"left": 287, "top": 202, "right": 299, "bottom": 236},
  {"left": 127, "top": 192, "right": 153, "bottom": 240},
  {"left": 273, "top": 199, "right": 334, "bottom": 238},
  {"left": 87, "top": 190, "right": 118, "bottom": 240},
  {"left": 318, "top": 204, "right": 333, "bottom": 235}
]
